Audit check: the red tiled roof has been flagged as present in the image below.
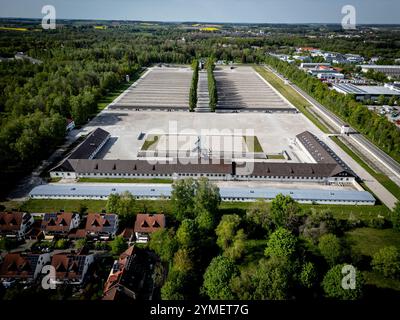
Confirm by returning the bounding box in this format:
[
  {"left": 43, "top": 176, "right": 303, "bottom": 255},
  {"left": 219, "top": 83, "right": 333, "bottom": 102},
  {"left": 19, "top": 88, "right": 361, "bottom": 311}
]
[
  {"left": 85, "top": 213, "right": 117, "bottom": 234},
  {"left": 103, "top": 246, "right": 136, "bottom": 300},
  {"left": 50, "top": 251, "right": 89, "bottom": 281},
  {"left": 0, "top": 253, "right": 38, "bottom": 279},
  {"left": 41, "top": 212, "right": 75, "bottom": 233},
  {"left": 134, "top": 214, "right": 165, "bottom": 234},
  {"left": 0, "top": 212, "right": 24, "bottom": 232}
]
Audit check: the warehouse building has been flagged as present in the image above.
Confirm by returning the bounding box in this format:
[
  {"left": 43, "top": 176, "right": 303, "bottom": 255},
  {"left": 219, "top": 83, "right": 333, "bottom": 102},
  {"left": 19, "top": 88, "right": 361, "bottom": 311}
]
[
  {"left": 358, "top": 65, "right": 400, "bottom": 79},
  {"left": 29, "top": 184, "right": 375, "bottom": 206},
  {"left": 332, "top": 83, "right": 400, "bottom": 101}
]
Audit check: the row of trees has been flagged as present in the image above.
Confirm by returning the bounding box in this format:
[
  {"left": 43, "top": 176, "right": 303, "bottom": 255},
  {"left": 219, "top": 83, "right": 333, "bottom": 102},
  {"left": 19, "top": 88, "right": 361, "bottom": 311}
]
[
  {"left": 265, "top": 55, "right": 400, "bottom": 163},
  {"left": 189, "top": 59, "right": 199, "bottom": 111},
  {"left": 150, "top": 178, "right": 221, "bottom": 299},
  {"left": 206, "top": 58, "right": 218, "bottom": 111}
]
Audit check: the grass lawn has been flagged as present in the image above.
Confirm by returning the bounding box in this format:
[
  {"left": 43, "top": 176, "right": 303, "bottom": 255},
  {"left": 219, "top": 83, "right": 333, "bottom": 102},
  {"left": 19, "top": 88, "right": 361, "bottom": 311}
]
[
  {"left": 254, "top": 66, "right": 330, "bottom": 134},
  {"left": 141, "top": 135, "right": 159, "bottom": 151},
  {"left": 331, "top": 136, "right": 400, "bottom": 201},
  {"left": 345, "top": 227, "right": 400, "bottom": 257},
  {"left": 243, "top": 136, "right": 263, "bottom": 153},
  {"left": 345, "top": 227, "right": 400, "bottom": 292},
  {"left": 77, "top": 177, "right": 173, "bottom": 184},
  {"left": 266, "top": 154, "right": 285, "bottom": 160},
  {"left": 363, "top": 271, "right": 400, "bottom": 291},
  {"left": 12, "top": 199, "right": 173, "bottom": 214},
  {"left": 96, "top": 68, "right": 145, "bottom": 112},
  {"left": 2, "top": 199, "right": 390, "bottom": 222}
]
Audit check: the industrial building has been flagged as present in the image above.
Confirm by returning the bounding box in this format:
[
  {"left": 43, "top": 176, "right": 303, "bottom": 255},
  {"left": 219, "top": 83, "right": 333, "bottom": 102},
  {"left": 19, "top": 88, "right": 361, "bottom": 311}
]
[
  {"left": 332, "top": 83, "right": 400, "bottom": 101},
  {"left": 358, "top": 65, "right": 400, "bottom": 79}
]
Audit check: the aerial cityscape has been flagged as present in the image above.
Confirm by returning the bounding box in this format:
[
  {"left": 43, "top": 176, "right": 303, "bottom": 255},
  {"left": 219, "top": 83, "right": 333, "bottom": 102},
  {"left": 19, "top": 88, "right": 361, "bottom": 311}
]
[{"left": 0, "top": 0, "right": 399, "bottom": 315}]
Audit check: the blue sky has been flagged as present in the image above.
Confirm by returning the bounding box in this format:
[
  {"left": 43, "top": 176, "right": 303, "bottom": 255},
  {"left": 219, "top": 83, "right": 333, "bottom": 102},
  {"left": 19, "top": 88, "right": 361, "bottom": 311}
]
[{"left": 0, "top": 0, "right": 399, "bottom": 24}]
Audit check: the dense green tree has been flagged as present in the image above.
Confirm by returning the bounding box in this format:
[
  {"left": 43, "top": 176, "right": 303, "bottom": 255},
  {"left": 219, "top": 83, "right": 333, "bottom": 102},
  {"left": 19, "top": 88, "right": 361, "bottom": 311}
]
[
  {"left": 300, "top": 261, "right": 318, "bottom": 289},
  {"left": 322, "top": 264, "right": 364, "bottom": 300},
  {"left": 149, "top": 228, "right": 178, "bottom": 262},
  {"left": 195, "top": 209, "right": 215, "bottom": 232},
  {"left": 392, "top": 202, "right": 400, "bottom": 232},
  {"left": 224, "top": 229, "right": 246, "bottom": 261},
  {"left": 231, "top": 257, "right": 293, "bottom": 300},
  {"left": 202, "top": 256, "right": 238, "bottom": 300},
  {"left": 173, "top": 249, "right": 194, "bottom": 274},
  {"left": 110, "top": 236, "right": 128, "bottom": 255},
  {"left": 265, "top": 227, "right": 297, "bottom": 258},
  {"left": 189, "top": 59, "right": 199, "bottom": 111},
  {"left": 216, "top": 214, "right": 241, "bottom": 250},
  {"left": 75, "top": 238, "right": 88, "bottom": 250},
  {"left": 54, "top": 239, "right": 69, "bottom": 249},
  {"left": 318, "top": 234, "right": 342, "bottom": 266},
  {"left": 270, "top": 194, "right": 300, "bottom": 228},
  {"left": 299, "top": 209, "right": 338, "bottom": 242},
  {"left": 171, "top": 178, "right": 197, "bottom": 221},
  {"left": 194, "top": 177, "right": 221, "bottom": 215},
  {"left": 371, "top": 246, "right": 400, "bottom": 279},
  {"left": 246, "top": 199, "right": 273, "bottom": 231},
  {"left": 106, "top": 191, "right": 135, "bottom": 225},
  {"left": 161, "top": 270, "right": 187, "bottom": 300},
  {"left": 176, "top": 219, "right": 198, "bottom": 248}
]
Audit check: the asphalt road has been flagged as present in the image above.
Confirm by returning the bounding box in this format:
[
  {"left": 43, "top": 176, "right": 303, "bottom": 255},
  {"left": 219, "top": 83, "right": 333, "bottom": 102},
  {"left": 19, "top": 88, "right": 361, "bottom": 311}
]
[
  {"left": 265, "top": 65, "right": 400, "bottom": 185},
  {"left": 263, "top": 65, "right": 399, "bottom": 209}
]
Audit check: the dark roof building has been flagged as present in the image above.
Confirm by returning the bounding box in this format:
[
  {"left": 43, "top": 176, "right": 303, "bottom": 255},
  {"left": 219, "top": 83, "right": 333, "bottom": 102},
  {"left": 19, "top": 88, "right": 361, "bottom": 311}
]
[{"left": 69, "top": 128, "right": 110, "bottom": 160}]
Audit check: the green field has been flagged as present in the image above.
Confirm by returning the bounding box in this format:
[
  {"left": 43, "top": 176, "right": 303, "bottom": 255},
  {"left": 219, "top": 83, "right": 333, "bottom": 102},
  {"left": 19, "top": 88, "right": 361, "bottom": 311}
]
[
  {"left": 345, "top": 228, "right": 400, "bottom": 257},
  {"left": 4, "top": 198, "right": 389, "bottom": 222},
  {"left": 363, "top": 271, "right": 400, "bottom": 291},
  {"left": 96, "top": 68, "right": 145, "bottom": 112},
  {"left": 254, "top": 66, "right": 330, "bottom": 134},
  {"left": 345, "top": 227, "right": 400, "bottom": 291},
  {"left": 78, "top": 177, "right": 173, "bottom": 184}
]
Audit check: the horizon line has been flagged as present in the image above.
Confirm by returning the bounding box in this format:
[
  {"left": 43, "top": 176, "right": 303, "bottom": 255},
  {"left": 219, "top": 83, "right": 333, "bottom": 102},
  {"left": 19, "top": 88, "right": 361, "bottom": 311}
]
[{"left": 1, "top": 16, "right": 400, "bottom": 26}]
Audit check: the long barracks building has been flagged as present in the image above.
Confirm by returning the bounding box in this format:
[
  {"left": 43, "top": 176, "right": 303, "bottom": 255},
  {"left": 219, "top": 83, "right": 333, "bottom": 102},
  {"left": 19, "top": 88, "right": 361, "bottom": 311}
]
[{"left": 50, "top": 129, "right": 357, "bottom": 184}]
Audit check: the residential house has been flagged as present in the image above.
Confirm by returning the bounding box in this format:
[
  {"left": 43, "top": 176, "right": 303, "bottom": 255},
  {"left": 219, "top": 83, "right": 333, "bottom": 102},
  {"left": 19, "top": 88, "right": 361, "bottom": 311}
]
[
  {"left": 50, "top": 249, "right": 94, "bottom": 285},
  {"left": 41, "top": 212, "right": 80, "bottom": 238},
  {"left": 0, "top": 252, "right": 51, "bottom": 287},
  {"left": 84, "top": 213, "right": 119, "bottom": 240},
  {"left": 134, "top": 214, "right": 165, "bottom": 243},
  {"left": 0, "top": 212, "right": 34, "bottom": 240},
  {"left": 102, "top": 246, "right": 153, "bottom": 300}
]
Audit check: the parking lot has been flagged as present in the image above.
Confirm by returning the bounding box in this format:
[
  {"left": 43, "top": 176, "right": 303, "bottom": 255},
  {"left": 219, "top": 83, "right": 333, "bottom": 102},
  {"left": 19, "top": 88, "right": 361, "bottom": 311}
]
[
  {"left": 109, "top": 66, "right": 192, "bottom": 110},
  {"left": 215, "top": 66, "right": 296, "bottom": 112}
]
